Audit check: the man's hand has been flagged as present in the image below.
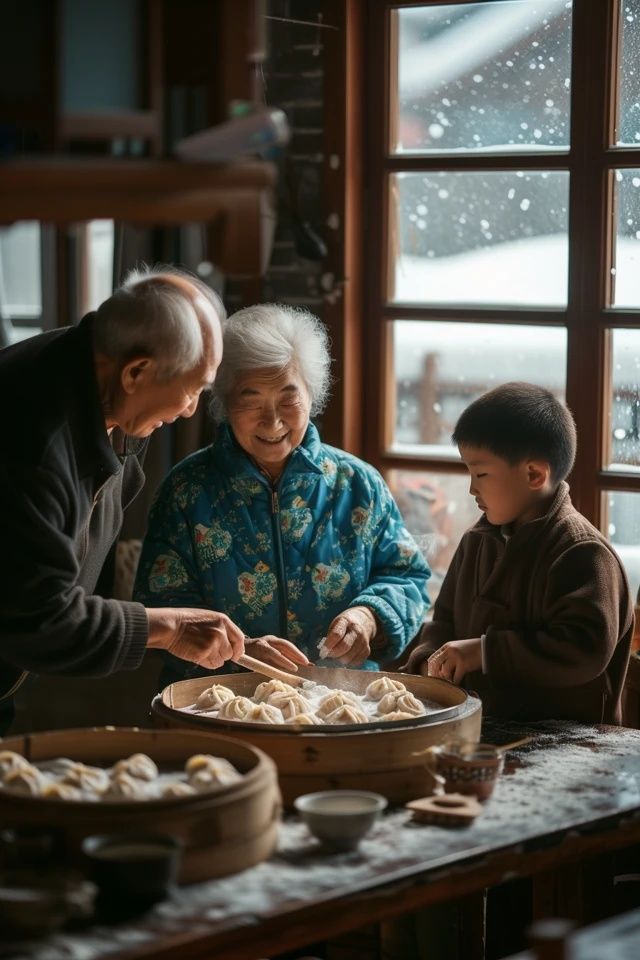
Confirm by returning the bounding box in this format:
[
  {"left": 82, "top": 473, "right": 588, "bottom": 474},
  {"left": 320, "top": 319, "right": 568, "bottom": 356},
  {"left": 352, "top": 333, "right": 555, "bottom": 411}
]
[
  {"left": 322, "top": 606, "right": 378, "bottom": 667},
  {"left": 245, "top": 635, "right": 309, "bottom": 672},
  {"left": 426, "top": 637, "right": 482, "bottom": 685},
  {"left": 146, "top": 608, "right": 245, "bottom": 670}
]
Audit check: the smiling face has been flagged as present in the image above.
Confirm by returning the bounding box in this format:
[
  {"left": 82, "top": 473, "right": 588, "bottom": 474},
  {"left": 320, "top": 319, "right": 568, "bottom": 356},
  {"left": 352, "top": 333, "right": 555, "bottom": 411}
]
[
  {"left": 227, "top": 365, "right": 312, "bottom": 480},
  {"left": 458, "top": 443, "right": 553, "bottom": 529}
]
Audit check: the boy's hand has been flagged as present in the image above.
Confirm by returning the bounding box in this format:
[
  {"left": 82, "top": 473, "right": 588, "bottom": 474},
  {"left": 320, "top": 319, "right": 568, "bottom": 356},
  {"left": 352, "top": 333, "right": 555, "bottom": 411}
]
[{"left": 427, "top": 637, "right": 482, "bottom": 685}]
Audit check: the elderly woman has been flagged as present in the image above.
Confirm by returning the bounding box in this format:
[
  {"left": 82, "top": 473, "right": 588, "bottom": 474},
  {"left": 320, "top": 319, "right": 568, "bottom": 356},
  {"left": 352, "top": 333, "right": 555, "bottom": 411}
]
[{"left": 134, "top": 304, "right": 430, "bottom": 680}]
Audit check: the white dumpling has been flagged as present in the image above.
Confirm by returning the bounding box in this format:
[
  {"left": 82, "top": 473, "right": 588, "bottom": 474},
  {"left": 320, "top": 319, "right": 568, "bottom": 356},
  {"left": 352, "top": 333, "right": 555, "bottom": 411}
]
[
  {"left": 324, "top": 704, "right": 369, "bottom": 725},
  {"left": 104, "top": 770, "right": 149, "bottom": 800},
  {"left": 317, "top": 690, "right": 361, "bottom": 719},
  {"left": 217, "top": 695, "right": 254, "bottom": 720},
  {"left": 187, "top": 757, "right": 242, "bottom": 791},
  {"left": 2, "top": 765, "right": 46, "bottom": 796},
  {"left": 285, "top": 712, "right": 322, "bottom": 725},
  {"left": 112, "top": 753, "right": 159, "bottom": 782},
  {"left": 61, "top": 762, "right": 110, "bottom": 794},
  {"left": 267, "top": 690, "right": 311, "bottom": 719},
  {"left": 378, "top": 691, "right": 426, "bottom": 717},
  {"left": 0, "top": 750, "right": 31, "bottom": 779},
  {"left": 381, "top": 710, "right": 415, "bottom": 722},
  {"left": 254, "top": 679, "right": 297, "bottom": 702},
  {"left": 194, "top": 684, "right": 235, "bottom": 711},
  {"left": 365, "top": 676, "right": 407, "bottom": 701},
  {"left": 41, "top": 781, "right": 83, "bottom": 801},
  {"left": 161, "top": 781, "right": 196, "bottom": 798},
  {"left": 247, "top": 702, "right": 284, "bottom": 724}
]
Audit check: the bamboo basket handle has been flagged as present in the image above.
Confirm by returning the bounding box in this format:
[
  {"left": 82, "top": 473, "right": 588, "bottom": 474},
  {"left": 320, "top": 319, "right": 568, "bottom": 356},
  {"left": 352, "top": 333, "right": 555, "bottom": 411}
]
[{"left": 234, "top": 653, "right": 306, "bottom": 688}]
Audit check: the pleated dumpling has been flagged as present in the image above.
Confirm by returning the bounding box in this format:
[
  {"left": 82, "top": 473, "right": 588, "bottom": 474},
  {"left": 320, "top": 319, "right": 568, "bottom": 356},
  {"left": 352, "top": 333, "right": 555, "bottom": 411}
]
[
  {"left": 381, "top": 710, "right": 415, "bottom": 723},
  {"left": 365, "top": 676, "right": 407, "bottom": 701},
  {"left": 103, "top": 770, "right": 149, "bottom": 800},
  {"left": 194, "top": 684, "right": 235, "bottom": 711},
  {"left": 254, "top": 679, "right": 297, "bottom": 702},
  {"left": 112, "top": 753, "right": 159, "bottom": 782},
  {"left": 0, "top": 750, "right": 30, "bottom": 779},
  {"left": 324, "top": 704, "right": 369, "bottom": 725},
  {"left": 247, "top": 702, "right": 284, "bottom": 724},
  {"left": 217, "top": 695, "right": 254, "bottom": 721},
  {"left": 317, "top": 690, "right": 361, "bottom": 719},
  {"left": 60, "top": 762, "right": 110, "bottom": 794},
  {"left": 41, "top": 781, "right": 83, "bottom": 801},
  {"left": 378, "top": 691, "right": 425, "bottom": 717},
  {"left": 161, "top": 781, "right": 196, "bottom": 799},
  {"left": 186, "top": 754, "right": 241, "bottom": 790},
  {"left": 2, "top": 764, "right": 45, "bottom": 796},
  {"left": 268, "top": 690, "right": 311, "bottom": 719},
  {"left": 285, "top": 712, "right": 322, "bottom": 726}
]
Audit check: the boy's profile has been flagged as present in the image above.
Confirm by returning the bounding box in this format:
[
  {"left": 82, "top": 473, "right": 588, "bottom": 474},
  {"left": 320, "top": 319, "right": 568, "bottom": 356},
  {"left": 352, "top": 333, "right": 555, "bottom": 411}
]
[{"left": 405, "top": 382, "right": 633, "bottom": 723}]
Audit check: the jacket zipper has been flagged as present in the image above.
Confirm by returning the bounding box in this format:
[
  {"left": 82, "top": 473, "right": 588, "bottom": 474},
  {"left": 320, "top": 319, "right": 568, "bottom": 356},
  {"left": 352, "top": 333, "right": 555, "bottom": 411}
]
[{"left": 78, "top": 481, "right": 108, "bottom": 566}]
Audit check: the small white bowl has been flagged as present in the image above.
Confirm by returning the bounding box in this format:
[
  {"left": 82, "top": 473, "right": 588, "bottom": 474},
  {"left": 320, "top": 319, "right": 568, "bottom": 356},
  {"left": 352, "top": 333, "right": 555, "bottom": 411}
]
[{"left": 294, "top": 790, "right": 387, "bottom": 851}]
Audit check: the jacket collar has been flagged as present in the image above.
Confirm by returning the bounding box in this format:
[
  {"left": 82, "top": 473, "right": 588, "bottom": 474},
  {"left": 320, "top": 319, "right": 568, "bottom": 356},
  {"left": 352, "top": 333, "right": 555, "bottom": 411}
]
[
  {"left": 215, "top": 420, "right": 326, "bottom": 483},
  {"left": 469, "top": 481, "right": 573, "bottom": 544}
]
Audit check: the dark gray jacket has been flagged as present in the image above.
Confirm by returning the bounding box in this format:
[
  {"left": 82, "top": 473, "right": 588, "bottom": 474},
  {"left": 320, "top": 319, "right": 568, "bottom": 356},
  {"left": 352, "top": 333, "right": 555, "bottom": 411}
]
[{"left": 0, "top": 315, "right": 149, "bottom": 699}]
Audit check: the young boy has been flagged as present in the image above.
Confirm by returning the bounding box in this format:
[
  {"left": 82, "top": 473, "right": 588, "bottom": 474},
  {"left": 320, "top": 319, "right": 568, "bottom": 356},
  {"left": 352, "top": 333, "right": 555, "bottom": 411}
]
[{"left": 405, "top": 382, "right": 633, "bottom": 724}]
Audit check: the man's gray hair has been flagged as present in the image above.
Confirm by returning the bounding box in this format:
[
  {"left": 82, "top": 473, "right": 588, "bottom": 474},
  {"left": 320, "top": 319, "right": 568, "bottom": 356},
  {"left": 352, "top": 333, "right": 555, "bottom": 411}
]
[
  {"left": 92, "top": 264, "right": 226, "bottom": 380},
  {"left": 211, "top": 303, "right": 331, "bottom": 420}
]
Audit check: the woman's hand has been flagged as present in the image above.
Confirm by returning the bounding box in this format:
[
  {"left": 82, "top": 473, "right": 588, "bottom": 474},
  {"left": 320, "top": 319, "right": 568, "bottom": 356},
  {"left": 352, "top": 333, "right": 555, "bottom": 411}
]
[
  {"left": 146, "top": 607, "right": 245, "bottom": 670},
  {"left": 322, "top": 606, "right": 378, "bottom": 667},
  {"left": 245, "top": 635, "right": 310, "bottom": 672},
  {"left": 426, "top": 637, "right": 482, "bottom": 685}
]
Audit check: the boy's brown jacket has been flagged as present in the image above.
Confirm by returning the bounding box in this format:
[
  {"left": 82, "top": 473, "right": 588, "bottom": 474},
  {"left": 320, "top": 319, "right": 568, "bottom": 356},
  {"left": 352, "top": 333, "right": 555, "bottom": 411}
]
[{"left": 417, "top": 482, "right": 633, "bottom": 724}]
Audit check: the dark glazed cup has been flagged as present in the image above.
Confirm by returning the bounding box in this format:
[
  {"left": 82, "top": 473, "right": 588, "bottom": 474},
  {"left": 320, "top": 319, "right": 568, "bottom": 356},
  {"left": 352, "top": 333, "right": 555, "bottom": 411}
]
[
  {"left": 425, "top": 741, "right": 505, "bottom": 800},
  {"left": 82, "top": 833, "right": 183, "bottom": 915}
]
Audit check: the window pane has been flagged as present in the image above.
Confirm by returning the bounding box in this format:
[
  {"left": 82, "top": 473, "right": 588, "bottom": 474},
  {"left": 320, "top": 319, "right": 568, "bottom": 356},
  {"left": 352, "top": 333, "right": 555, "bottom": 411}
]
[
  {"left": 87, "top": 221, "right": 115, "bottom": 311},
  {"left": 604, "top": 491, "right": 640, "bottom": 601},
  {"left": 612, "top": 170, "right": 640, "bottom": 307},
  {"left": 0, "top": 222, "right": 42, "bottom": 345},
  {"left": 394, "top": 1, "right": 572, "bottom": 154},
  {"left": 607, "top": 330, "right": 640, "bottom": 471},
  {"left": 388, "top": 470, "right": 479, "bottom": 606},
  {"left": 391, "top": 320, "right": 567, "bottom": 455},
  {"left": 391, "top": 171, "right": 569, "bottom": 306},
  {"left": 617, "top": 1, "right": 640, "bottom": 146}
]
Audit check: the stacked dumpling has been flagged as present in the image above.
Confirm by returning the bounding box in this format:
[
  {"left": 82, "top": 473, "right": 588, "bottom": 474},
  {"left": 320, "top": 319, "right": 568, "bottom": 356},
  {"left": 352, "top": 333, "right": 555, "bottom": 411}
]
[
  {"left": 377, "top": 690, "right": 426, "bottom": 718},
  {"left": 185, "top": 754, "right": 242, "bottom": 790},
  {"left": 365, "top": 676, "right": 407, "bottom": 701},
  {"left": 268, "top": 690, "right": 312, "bottom": 720},
  {"left": 254, "top": 679, "right": 297, "bottom": 702},
  {"left": 195, "top": 683, "right": 235, "bottom": 711},
  {"left": 324, "top": 704, "right": 369, "bottom": 725},
  {"left": 104, "top": 753, "right": 159, "bottom": 800},
  {"left": 217, "top": 696, "right": 254, "bottom": 720},
  {"left": 316, "top": 690, "right": 360, "bottom": 720},
  {"left": 246, "top": 702, "right": 283, "bottom": 724}
]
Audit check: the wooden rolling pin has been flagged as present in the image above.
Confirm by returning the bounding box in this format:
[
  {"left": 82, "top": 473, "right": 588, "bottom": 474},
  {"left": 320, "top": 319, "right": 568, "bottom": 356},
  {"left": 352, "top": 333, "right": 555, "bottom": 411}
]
[{"left": 234, "top": 653, "right": 307, "bottom": 688}]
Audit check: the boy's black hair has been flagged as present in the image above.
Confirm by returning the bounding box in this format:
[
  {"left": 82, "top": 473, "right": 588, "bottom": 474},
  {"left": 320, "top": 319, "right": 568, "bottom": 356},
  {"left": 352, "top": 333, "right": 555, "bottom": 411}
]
[{"left": 452, "top": 382, "right": 577, "bottom": 484}]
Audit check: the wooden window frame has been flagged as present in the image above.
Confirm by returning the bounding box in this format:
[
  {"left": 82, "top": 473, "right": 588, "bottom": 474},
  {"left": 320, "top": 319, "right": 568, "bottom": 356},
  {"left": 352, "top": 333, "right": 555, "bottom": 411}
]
[{"left": 363, "top": 0, "right": 640, "bottom": 532}]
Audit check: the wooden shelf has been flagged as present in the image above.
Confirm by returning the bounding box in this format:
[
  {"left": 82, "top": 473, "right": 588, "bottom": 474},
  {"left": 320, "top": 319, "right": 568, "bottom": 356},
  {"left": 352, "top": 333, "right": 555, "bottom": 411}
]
[{"left": 0, "top": 158, "right": 277, "bottom": 275}]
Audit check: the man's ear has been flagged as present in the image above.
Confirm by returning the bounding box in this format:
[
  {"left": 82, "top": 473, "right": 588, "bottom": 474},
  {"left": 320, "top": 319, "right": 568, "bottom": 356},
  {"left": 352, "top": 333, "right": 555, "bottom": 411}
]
[
  {"left": 120, "top": 357, "right": 156, "bottom": 395},
  {"left": 527, "top": 459, "right": 551, "bottom": 491}
]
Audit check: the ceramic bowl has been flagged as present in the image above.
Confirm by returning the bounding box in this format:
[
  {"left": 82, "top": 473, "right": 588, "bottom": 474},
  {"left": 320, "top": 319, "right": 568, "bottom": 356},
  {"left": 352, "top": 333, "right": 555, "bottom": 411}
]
[
  {"left": 82, "top": 832, "right": 183, "bottom": 912},
  {"left": 294, "top": 790, "right": 387, "bottom": 851}
]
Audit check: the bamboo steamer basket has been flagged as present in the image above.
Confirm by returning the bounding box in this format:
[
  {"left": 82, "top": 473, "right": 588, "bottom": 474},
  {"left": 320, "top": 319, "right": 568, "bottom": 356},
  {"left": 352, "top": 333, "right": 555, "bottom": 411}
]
[
  {"left": 0, "top": 726, "right": 281, "bottom": 883},
  {"left": 151, "top": 665, "right": 482, "bottom": 806}
]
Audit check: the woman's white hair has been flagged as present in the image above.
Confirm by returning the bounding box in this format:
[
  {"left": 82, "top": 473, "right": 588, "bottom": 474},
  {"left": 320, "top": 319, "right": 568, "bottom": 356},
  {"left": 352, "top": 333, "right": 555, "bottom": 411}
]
[
  {"left": 92, "top": 264, "right": 226, "bottom": 381},
  {"left": 211, "top": 303, "right": 332, "bottom": 420}
]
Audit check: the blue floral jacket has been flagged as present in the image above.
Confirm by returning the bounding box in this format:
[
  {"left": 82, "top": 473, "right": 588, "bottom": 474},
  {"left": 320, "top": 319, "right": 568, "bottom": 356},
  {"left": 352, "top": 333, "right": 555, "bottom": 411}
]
[{"left": 134, "top": 423, "right": 430, "bottom": 670}]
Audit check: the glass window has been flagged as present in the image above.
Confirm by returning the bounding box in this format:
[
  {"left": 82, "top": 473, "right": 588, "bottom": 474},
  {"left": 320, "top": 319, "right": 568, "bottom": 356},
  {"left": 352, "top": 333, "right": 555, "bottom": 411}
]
[
  {"left": 616, "top": 1, "right": 640, "bottom": 146},
  {"left": 87, "top": 221, "right": 115, "bottom": 311},
  {"left": 607, "top": 329, "right": 640, "bottom": 471},
  {"left": 391, "top": 170, "right": 569, "bottom": 306},
  {"left": 393, "top": 0, "right": 572, "bottom": 154},
  {"left": 0, "top": 222, "right": 42, "bottom": 344},
  {"left": 612, "top": 169, "right": 640, "bottom": 308},
  {"left": 390, "top": 320, "right": 567, "bottom": 455},
  {"left": 387, "top": 469, "right": 479, "bottom": 606},
  {"left": 604, "top": 490, "right": 640, "bottom": 600}
]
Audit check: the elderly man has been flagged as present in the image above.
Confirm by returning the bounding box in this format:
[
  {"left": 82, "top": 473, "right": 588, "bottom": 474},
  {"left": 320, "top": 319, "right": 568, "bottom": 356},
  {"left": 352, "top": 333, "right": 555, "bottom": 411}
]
[{"left": 0, "top": 266, "right": 246, "bottom": 727}]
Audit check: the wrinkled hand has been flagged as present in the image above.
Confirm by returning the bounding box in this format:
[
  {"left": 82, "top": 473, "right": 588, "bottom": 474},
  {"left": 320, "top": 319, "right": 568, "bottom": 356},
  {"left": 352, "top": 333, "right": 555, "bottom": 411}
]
[
  {"left": 426, "top": 637, "right": 482, "bottom": 685},
  {"left": 322, "top": 606, "right": 378, "bottom": 667},
  {"left": 245, "top": 635, "right": 309, "bottom": 672},
  {"left": 147, "top": 607, "right": 245, "bottom": 670}
]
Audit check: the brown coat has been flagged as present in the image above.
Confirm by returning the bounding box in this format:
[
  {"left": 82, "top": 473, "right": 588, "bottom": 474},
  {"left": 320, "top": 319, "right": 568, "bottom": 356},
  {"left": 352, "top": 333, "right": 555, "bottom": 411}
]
[{"left": 416, "top": 483, "right": 633, "bottom": 724}]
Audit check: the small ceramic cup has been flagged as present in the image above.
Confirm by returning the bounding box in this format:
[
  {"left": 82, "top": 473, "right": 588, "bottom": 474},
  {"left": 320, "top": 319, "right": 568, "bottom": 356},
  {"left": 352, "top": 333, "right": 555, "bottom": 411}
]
[
  {"left": 294, "top": 790, "right": 387, "bottom": 851},
  {"left": 82, "top": 832, "right": 183, "bottom": 913},
  {"left": 424, "top": 741, "right": 505, "bottom": 801}
]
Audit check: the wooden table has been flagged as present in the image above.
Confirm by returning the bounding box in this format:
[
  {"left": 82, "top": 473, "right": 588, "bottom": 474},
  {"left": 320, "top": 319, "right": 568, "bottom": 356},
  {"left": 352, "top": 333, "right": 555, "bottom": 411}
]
[{"left": 6, "top": 719, "right": 640, "bottom": 960}]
